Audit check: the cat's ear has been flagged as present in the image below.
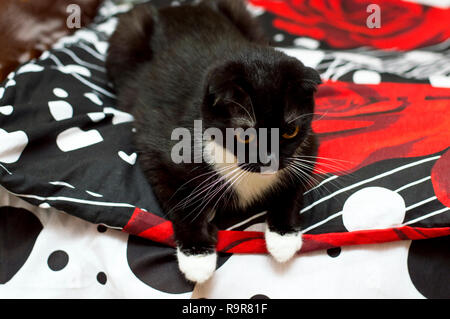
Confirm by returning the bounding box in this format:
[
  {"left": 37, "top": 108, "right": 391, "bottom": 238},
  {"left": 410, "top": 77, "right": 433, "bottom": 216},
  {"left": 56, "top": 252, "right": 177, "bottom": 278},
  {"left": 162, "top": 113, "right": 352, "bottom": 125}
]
[
  {"left": 206, "top": 80, "right": 248, "bottom": 109},
  {"left": 300, "top": 67, "right": 322, "bottom": 93},
  {"left": 203, "top": 62, "right": 252, "bottom": 116}
]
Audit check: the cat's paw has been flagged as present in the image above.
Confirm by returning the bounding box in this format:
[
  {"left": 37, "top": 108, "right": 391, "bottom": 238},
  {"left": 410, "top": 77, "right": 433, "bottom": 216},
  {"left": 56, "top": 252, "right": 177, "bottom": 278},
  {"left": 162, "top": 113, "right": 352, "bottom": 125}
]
[
  {"left": 265, "top": 226, "right": 302, "bottom": 263},
  {"left": 176, "top": 248, "right": 217, "bottom": 283}
]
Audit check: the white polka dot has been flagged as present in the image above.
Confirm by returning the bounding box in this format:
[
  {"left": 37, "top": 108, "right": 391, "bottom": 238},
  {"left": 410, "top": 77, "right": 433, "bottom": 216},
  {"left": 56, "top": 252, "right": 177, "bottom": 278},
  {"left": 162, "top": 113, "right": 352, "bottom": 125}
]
[
  {"left": 39, "top": 203, "right": 51, "bottom": 209},
  {"left": 53, "top": 88, "right": 68, "bottom": 98},
  {"left": 17, "top": 64, "right": 44, "bottom": 74},
  {"left": 0, "top": 87, "right": 4, "bottom": 99},
  {"left": 5, "top": 79, "right": 16, "bottom": 88},
  {"left": 342, "top": 187, "right": 405, "bottom": 231},
  {"left": 273, "top": 33, "right": 285, "bottom": 42},
  {"left": 404, "top": 51, "right": 439, "bottom": 62},
  {"left": 429, "top": 75, "right": 450, "bottom": 88},
  {"left": 87, "top": 112, "right": 106, "bottom": 122},
  {"left": 84, "top": 92, "right": 103, "bottom": 105},
  {"left": 86, "top": 190, "right": 103, "bottom": 198},
  {"left": 58, "top": 65, "right": 91, "bottom": 77},
  {"left": 293, "top": 37, "right": 320, "bottom": 50},
  {"left": 103, "top": 107, "right": 134, "bottom": 125},
  {"left": 56, "top": 127, "right": 103, "bottom": 152},
  {"left": 0, "top": 128, "right": 28, "bottom": 163},
  {"left": 277, "top": 48, "right": 325, "bottom": 68},
  {"left": 246, "top": 3, "right": 265, "bottom": 16},
  {"left": 40, "top": 51, "right": 50, "bottom": 60},
  {"left": 94, "top": 42, "right": 108, "bottom": 55},
  {"left": 0, "top": 105, "right": 13, "bottom": 116},
  {"left": 352, "top": 70, "right": 381, "bottom": 84},
  {"left": 48, "top": 100, "right": 73, "bottom": 121}
]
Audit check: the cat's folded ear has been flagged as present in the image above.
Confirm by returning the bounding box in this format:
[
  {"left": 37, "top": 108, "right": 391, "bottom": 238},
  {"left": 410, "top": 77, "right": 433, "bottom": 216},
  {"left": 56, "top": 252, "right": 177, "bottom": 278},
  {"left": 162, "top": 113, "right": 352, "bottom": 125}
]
[
  {"left": 203, "top": 62, "right": 251, "bottom": 115},
  {"left": 207, "top": 80, "right": 248, "bottom": 109},
  {"left": 300, "top": 66, "right": 322, "bottom": 93}
]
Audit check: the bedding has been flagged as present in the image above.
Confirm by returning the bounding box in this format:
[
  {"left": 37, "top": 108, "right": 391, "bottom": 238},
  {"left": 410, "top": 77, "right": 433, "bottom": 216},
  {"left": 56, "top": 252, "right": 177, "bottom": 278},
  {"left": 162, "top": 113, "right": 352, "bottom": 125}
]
[{"left": 0, "top": 0, "right": 449, "bottom": 298}]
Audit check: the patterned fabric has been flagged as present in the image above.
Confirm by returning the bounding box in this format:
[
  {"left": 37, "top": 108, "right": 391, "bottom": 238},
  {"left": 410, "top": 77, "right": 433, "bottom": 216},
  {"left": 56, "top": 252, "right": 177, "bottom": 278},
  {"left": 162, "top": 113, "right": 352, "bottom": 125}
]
[{"left": 0, "top": 0, "right": 449, "bottom": 298}]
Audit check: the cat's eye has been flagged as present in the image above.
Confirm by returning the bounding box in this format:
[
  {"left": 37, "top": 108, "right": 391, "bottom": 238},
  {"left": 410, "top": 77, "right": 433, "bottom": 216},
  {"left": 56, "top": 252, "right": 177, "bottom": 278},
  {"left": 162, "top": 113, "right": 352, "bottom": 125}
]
[
  {"left": 235, "top": 132, "right": 256, "bottom": 144},
  {"left": 282, "top": 125, "right": 300, "bottom": 139}
]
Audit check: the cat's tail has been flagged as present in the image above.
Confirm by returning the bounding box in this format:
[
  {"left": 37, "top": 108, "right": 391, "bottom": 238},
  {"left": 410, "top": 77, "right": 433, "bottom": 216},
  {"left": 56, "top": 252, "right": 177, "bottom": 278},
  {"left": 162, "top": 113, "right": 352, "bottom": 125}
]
[{"left": 106, "top": 3, "right": 158, "bottom": 90}]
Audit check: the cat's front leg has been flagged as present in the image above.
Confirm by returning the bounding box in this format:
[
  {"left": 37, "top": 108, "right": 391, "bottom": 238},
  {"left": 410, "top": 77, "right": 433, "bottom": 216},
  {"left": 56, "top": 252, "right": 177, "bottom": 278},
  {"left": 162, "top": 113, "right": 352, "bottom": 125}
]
[
  {"left": 265, "top": 190, "right": 303, "bottom": 263},
  {"left": 172, "top": 214, "right": 218, "bottom": 283}
]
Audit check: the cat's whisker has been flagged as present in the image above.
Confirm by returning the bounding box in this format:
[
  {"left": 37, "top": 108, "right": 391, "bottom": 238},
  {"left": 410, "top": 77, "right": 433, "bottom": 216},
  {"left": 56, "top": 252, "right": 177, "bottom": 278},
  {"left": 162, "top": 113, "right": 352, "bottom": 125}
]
[
  {"left": 287, "top": 111, "right": 329, "bottom": 124},
  {"left": 289, "top": 155, "right": 354, "bottom": 174},
  {"left": 288, "top": 161, "right": 322, "bottom": 190},
  {"left": 169, "top": 164, "right": 234, "bottom": 203},
  {"left": 247, "top": 97, "right": 257, "bottom": 126},
  {"left": 294, "top": 155, "right": 354, "bottom": 164},
  {"left": 289, "top": 160, "right": 334, "bottom": 179},
  {"left": 285, "top": 164, "right": 311, "bottom": 190},
  {"left": 287, "top": 112, "right": 315, "bottom": 124},
  {"left": 286, "top": 160, "right": 315, "bottom": 185},
  {"left": 224, "top": 98, "right": 256, "bottom": 124},
  {"left": 289, "top": 160, "right": 338, "bottom": 191},
  {"left": 178, "top": 165, "right": 239, "bottom": 212},
  {"left": 287, "top": 158, "right": 349, "bottom": 197},
  {"left": 168, "top": 165, "right": 235, "bottom": 216},
  {"left": 177, "top": 164, "right": 243, "bottom": 220},
  {"left": 194, "top": 167, "right": 249, "bottom": 222},
  {"left": 189, "top": 164, "right": 250, "bottom": 222}
]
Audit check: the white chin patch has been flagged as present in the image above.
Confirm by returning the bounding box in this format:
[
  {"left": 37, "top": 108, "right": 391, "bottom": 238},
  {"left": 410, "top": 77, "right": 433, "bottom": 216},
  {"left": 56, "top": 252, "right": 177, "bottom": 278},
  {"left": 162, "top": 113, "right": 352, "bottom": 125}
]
[
  {"left": 176, "top": 248, "right": 217, "bottom": 284},
  {"left": 265, "top": 226, "right": 302, "bottom": 263}
]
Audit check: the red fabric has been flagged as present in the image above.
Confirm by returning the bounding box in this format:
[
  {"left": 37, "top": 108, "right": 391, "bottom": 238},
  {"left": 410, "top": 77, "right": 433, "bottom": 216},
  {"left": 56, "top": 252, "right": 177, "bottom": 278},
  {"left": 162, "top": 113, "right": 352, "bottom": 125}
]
[
  {"left": 123, "top": 207, "right": 450, "bottom": 254},
  {"left": 431, "top": 149, "right": 450, "bottom": 207},
  {"left": 249, "top": 0, "right": 450, "bottom": 50},
  {"left": 312, "top": 81, "right": 450, "bottom": 175}
]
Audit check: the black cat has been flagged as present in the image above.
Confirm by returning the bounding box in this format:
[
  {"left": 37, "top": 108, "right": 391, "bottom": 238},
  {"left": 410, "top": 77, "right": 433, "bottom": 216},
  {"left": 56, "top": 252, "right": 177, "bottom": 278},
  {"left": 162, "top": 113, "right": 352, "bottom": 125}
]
[{"left": 106, "top": 0, "right": 321, "bottom": 283}]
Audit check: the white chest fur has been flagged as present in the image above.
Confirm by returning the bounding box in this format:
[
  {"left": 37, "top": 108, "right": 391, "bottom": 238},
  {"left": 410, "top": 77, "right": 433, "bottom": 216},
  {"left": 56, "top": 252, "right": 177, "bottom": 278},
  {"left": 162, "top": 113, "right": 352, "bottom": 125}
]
[{"left": 203, "top": 140, "right": 281, "bottom": 208}]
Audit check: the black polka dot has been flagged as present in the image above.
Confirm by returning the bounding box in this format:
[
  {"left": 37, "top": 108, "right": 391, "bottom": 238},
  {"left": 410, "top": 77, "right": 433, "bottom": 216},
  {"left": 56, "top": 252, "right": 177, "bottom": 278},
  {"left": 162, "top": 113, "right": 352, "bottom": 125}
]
[
  {"left": 47, "top": 250, "right": 69, "bottom": 271},
  {"left": 97, "top": 272, "right": 107, "bottom": 285},
  {"left": 327, "top": 247, "right": 341, "bottom": 258},
  {"left": 127, "top": 235, "right": 232, "bottom": 294},
  {"left": 251, "top": 294, "right": 270, "bottom": 299},
  {"left": 127, "top": 235, "right": 195, "bottom": 293},
  {"left": 97, "top": 224, "right": 107, "bottom": 233},
  {"left": 0, "top": 206, "right": 43, "bottom": 284},
  {"left": 407, "top": 236, "right": 450, "bottom": 299}
]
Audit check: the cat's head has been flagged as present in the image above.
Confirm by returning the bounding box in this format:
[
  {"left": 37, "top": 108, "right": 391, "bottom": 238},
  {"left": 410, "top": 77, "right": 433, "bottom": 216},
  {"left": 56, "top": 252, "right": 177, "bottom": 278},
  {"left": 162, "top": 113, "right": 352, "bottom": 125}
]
[{"left": 201, "top": 50, "right": 321, "bottom": 174}]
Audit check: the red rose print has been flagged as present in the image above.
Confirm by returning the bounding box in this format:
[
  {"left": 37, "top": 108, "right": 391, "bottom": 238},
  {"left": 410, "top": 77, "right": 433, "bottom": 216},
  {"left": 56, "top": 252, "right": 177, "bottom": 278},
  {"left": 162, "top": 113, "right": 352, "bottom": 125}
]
[
  {"left": 312, "top": 81, "right": 450, "bottom": 175},
  {"left": 249, "top": 0, "right": 450, "bottom": 50},
  {"left": 310, "top": 81, "right": 450, "bottom": 209}
]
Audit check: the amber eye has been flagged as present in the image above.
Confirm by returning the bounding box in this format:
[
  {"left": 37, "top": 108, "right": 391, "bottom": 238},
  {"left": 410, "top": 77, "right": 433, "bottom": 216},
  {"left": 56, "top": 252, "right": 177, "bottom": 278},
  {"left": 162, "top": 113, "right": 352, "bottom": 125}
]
[
  {"left": 236, "top": 132, "right": 256, "bottom": 144},
  {"left": 282, "top": 125, "right": 300, "bottom": 139}
]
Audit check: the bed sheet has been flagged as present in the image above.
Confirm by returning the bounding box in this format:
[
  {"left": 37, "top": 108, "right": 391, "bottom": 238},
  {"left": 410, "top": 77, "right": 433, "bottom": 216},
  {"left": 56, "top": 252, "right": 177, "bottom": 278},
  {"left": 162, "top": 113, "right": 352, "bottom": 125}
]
[{"left": 0, "top": 0, "right": 449, "bottom": 298}]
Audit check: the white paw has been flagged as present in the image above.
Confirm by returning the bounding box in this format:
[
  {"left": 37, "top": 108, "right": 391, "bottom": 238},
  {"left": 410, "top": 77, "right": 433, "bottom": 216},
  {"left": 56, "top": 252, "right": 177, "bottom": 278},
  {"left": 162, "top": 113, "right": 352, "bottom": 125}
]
[
  {"left": 176, "top": 248, "right": 217, "bottom": 283},
  {"left": 265, "top": 226, "right": 302, "bottom": 263}
]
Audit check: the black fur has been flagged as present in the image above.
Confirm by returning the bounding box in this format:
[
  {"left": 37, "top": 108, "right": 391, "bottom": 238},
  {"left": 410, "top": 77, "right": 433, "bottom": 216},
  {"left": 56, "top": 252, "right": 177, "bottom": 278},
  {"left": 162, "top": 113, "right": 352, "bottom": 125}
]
[{"left": 106, "top": 0, "right": 320, "bottom": 262}]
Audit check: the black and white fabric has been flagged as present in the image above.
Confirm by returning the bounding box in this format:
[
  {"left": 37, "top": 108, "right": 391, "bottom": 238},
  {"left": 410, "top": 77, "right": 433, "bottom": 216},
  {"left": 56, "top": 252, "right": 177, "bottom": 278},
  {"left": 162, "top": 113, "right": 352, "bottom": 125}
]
[{"left": 1, "top": 0, "right": 449, "bottom": 298}]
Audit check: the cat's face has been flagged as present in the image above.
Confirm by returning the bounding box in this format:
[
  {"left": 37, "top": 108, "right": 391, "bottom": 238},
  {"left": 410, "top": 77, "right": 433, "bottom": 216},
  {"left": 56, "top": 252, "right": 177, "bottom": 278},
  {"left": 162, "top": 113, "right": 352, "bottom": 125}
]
[{"left": 201, "top": 55, "right": 321, "bottom": 174}]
